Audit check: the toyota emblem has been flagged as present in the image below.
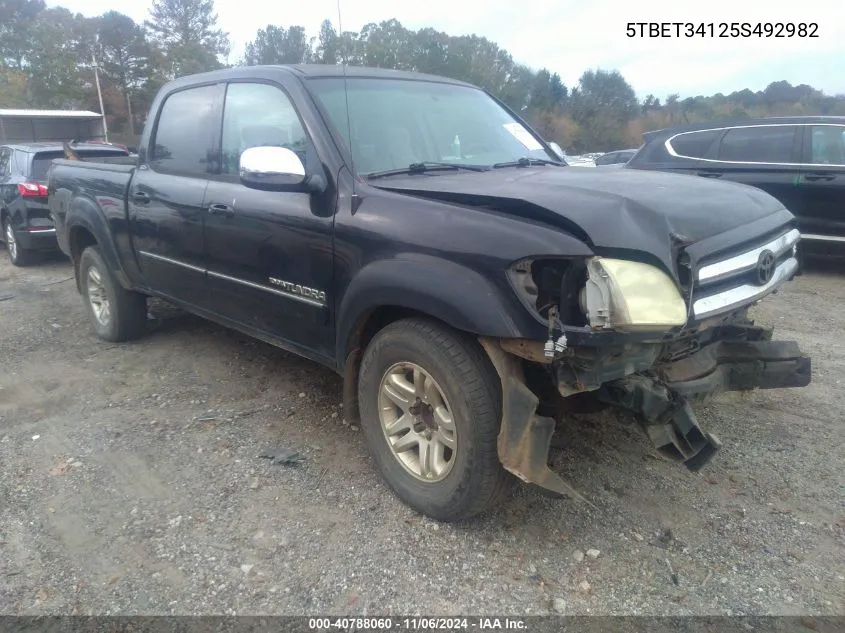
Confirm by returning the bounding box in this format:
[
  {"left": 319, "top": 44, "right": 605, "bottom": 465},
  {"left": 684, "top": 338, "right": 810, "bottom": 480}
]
[{"left": 756, "top": 250, "right": 776, "bottom": 286}]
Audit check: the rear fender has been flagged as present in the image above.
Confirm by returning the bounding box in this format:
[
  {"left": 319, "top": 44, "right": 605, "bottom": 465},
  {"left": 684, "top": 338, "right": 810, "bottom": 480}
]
[{"left": 63, "top": 195, "right": 131, "bottom": 291}]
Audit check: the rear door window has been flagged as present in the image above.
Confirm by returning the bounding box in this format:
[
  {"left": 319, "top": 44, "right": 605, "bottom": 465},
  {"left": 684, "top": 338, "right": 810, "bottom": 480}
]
[
  {"left": 716, "top": 125, "right": 797, "bottom": 163},
  {"left": 150, "top": 84, "right": 217, "bottom": 176},
  {"left": 668, "top": 130, "right": 720, "bottom": 159}
]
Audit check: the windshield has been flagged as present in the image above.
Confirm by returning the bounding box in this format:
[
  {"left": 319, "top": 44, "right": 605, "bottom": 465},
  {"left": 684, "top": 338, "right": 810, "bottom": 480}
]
[{"left": 307, "top": 77, "right": 559, "bottom": 175}]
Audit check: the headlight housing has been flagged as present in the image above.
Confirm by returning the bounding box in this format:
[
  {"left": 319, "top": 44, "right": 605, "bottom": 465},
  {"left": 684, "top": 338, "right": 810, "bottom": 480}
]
[{"left": 581, "top": 257, "right": 687, "bottom": 331}]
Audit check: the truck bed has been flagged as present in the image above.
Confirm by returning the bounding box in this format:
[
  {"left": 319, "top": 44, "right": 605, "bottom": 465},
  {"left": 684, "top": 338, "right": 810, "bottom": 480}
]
[
  {"left": 50, "top": 157, "right": 137, "bottom": 174},
  {"left": 48, "top": 159, "right": 136, "bottom": 258}
]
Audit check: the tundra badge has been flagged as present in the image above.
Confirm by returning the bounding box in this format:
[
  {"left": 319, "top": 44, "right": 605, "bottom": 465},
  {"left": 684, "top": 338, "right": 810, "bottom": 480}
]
[{"left": 268, "top": 277, "right": 327, "bottom": 305}]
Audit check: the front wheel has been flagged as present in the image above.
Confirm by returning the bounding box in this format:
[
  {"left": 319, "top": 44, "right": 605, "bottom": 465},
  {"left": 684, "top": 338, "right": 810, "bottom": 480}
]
[
  {"left": 79, "top": 245, "right": 148, "bottom": 342},
  {"left": 357, "top": 318, "right": 514, "bottom": 521}
]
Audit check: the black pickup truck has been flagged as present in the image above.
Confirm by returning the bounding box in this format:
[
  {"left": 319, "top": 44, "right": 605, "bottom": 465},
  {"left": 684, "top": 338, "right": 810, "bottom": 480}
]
[{"left": 48, "top": 65, "right": 812, "bottom": 521}]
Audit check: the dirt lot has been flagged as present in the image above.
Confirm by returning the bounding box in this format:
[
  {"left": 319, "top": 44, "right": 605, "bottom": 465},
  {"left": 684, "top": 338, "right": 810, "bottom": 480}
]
[{"left": 0, "top": 250, "right": 843, "bottom": 617}]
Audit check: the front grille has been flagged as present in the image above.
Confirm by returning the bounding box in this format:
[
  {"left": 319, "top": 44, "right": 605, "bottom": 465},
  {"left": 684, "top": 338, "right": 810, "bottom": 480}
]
[{"left": 687, "top": 227, "right": 800, "bottom": 320}]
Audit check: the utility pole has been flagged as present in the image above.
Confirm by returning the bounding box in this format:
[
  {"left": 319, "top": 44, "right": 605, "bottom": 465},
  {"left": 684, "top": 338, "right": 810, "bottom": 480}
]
[{"left": 92, "top": 54, "right": 109, "bottom": 142}]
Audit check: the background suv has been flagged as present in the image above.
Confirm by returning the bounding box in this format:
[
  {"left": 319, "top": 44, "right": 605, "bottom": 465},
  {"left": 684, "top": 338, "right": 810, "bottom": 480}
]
[
  {"left": 0, "top": 142, "right": 129, "bottom": 265},
  {"left": 626, "top": 116, "right": 845, "bottom": 256}
]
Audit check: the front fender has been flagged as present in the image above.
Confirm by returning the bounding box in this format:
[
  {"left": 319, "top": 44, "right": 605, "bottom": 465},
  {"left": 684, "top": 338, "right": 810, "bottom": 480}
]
[{"left": 336, "top": 255, "right": 543, "bottom": 361}]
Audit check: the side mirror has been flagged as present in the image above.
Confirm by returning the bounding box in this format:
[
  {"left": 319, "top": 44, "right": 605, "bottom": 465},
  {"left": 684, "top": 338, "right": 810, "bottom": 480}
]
[
  {"left": 240, "top": 146, "right": 306, "bottom": 189},
  {"left": 547, "top": 141, "right": 566, "bottom": 161}
]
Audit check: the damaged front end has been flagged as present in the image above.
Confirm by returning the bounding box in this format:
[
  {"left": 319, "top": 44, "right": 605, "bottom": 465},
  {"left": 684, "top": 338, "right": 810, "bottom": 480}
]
[{"left": 486, "top": 229, "right": 811, "bottom": 500}]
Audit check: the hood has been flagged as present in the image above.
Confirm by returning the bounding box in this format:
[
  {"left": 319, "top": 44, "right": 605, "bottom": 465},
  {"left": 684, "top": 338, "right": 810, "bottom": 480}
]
[{"left": 370, "top": 166, "right": 788, "bottom": 274}]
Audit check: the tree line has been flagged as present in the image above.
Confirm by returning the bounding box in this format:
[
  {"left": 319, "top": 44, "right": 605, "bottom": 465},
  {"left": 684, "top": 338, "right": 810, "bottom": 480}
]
[{"left": 2, "top": 0, "right": 844, "bottom": 151}]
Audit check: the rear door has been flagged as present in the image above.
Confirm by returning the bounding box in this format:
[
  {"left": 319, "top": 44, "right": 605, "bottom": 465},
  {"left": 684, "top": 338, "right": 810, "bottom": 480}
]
[
  {"left": 797, "top": 124, "right": 845, "bottom": 243},
  {"left": 708, "top": 124, "right": 804, "bottom": 214},
  {"left": 128, "top": 83, "right": 221, "bottom": 308}
]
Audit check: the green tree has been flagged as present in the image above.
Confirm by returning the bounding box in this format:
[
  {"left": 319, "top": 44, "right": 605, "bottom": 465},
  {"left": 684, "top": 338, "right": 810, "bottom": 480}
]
[
  {"left": 358, "top": 20, "right": 415, "bottom": 70},
  {"left": 0, "top": 67, "right": 29, "bottom": 106},
  {"left": 26, "top": 7, "right": 91, "bottom": 107},
  {"left": 571, "top": 70, "right": 638, "bottom": 121},
  {"left": 243, "top": 25, "right": 312, "bottom": 65},
  {"left": 145, "top": 0, "right": 229, "bottom": 78},
  {"left": 315, "top": 20, "right": 341, "bottom": 65},
  {"left": 0, "top": 0, "right": 45, "bottom": 71},
  {"left": 95, "top": 12, "right": 152, "bottom": 133}
]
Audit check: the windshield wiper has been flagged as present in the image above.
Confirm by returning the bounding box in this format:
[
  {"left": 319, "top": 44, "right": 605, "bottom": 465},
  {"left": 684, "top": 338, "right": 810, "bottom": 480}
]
[
  {"left": 365, "top": 161, "right": 489, "bottom": 180},
  {"left": 492, "top": 157, "right": 564, "bottom": 169}
]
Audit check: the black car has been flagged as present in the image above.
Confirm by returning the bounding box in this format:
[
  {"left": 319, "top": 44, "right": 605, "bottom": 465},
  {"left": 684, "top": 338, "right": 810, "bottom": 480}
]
[
  {"left": 0, "top": 142, "right": 129, "bottom": 265},
  {"left": 626, "top": 117, "right": 845, "bottom": 256},
  {"left": 594, "top": 148, "right": 638, "bottom": 166}
]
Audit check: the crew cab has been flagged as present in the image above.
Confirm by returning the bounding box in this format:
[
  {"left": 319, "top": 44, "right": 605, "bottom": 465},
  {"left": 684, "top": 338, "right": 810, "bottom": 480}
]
[
  {"left": 48, "top": 65, "right": 812, "bottom": 522},
  {"left": 0, "top": 141, "right": 130, "bottom": 265}
]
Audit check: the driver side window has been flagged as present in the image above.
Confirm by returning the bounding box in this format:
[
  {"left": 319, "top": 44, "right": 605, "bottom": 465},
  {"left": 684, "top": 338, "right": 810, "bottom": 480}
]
[{"left": 221, "top": 82, "right": 309, "bottom": 175}]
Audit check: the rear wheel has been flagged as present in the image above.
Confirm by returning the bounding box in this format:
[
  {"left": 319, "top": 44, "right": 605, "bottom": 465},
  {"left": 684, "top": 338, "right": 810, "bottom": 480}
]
[
  {"left": 3, "top": 218, "right": 34, "bottom": 266},
  {"left": 358, "top": 317, "right": 514, "bottom": 521},
  {"left": 79, "top": 245, "right": 147, "bottom": 342}
]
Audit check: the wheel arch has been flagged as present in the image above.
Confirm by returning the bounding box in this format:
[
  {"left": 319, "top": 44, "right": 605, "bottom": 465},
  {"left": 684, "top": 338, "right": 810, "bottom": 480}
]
[
  {"left": 64, "top": 196, "right": 132, "bottom": 292},
  {"left": 336, "top": 256, "right": 539, "bottom": 368},
  {"left": 337, "top": 257, "right": 539, "bottom": 427}
]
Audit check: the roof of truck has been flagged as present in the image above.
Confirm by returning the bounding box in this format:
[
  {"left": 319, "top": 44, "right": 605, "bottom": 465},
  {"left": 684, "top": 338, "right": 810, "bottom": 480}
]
[
  {"left": 165, "top": 64, "right": 475, "bottom": 89},
  {"left": 286, "top": 64, "right": 472, "bottom": 84}
]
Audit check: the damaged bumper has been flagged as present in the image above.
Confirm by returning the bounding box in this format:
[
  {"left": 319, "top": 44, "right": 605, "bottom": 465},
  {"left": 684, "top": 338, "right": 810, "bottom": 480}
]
[
  {"left": 480, "top": 324, "right": 811, "bottom": 500},
  {"left": 659, "top": 338, "right": 811, "bottom": 397}
]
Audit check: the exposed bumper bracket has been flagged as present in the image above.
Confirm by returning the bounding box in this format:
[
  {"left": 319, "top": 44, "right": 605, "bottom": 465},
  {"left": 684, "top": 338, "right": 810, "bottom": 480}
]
[{"left": 599, "top": 375, "right": 722, "bottom": 471}]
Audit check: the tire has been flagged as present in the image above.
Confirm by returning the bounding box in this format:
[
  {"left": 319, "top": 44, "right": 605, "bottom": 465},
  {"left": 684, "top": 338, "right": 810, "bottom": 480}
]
[
  {"left": 79, "top": 245, "right": 147, "bottom": 342},
  {"left": 357, "top": 317, "right": 514, "bottom": 521},
  {"left": 3, "top": 217, "right": 34, "bottom": 267}
]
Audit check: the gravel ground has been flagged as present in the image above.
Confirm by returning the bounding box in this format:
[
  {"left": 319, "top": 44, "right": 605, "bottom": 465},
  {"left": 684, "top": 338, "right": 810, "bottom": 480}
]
[{"left": 0, "top": 250, "right": 843, "bottom": 617}]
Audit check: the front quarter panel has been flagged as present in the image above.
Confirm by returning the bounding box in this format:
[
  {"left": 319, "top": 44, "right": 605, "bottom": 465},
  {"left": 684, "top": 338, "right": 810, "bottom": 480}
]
[{"left": 333, "top": 176, "right": 595, "bottom": 361}]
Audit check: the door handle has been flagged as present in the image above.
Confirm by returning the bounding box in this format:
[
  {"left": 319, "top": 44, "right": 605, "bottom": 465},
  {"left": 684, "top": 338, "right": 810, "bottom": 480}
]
[
  {"left": 130, "top": 190, "right": 150, "bottom": 204},
  {"left": 697, "top": 171, "right": 722, "bottom": 178},
  {"left": 207, "top": 202, "right": 234, "bottom": 217},
  {"left": 802, "top": 173, "right": 835, "bottom": 182}
]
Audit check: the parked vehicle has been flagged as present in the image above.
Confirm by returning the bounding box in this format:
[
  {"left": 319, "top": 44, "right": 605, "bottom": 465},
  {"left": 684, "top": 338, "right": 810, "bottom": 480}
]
[
  {"left": 49, "top": 65, "right": 811, "bottom": 522},
  {"left": 626, "top": 117, "right": 845, "bottom": 256},
  {"left": 595, "top": 148, "right": 639, "bottom": 166},
  {"left": 1, "top": 141, "right": 129, "bottom": 265}
]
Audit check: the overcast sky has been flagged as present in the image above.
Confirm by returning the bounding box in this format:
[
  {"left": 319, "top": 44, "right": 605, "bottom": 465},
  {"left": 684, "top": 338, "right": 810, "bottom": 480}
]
[{"left": 50, "top": 0, "right": 845, "bottom": 99}]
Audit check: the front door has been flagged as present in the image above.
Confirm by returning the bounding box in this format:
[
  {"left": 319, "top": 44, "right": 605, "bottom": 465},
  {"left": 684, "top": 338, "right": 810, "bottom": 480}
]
[
  {"left": 129, "top": 83, "right": 220, "bottom": 307},
  {"left": 202, "top": 80, "right": 336, "bottom": 360}
]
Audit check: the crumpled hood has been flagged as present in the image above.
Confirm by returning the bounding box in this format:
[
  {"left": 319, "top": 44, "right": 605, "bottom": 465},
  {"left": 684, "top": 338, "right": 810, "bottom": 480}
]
[{"left": 371, "top": 166, "right": 789, "bottom": 274}]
